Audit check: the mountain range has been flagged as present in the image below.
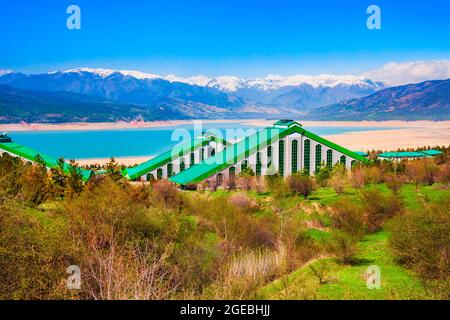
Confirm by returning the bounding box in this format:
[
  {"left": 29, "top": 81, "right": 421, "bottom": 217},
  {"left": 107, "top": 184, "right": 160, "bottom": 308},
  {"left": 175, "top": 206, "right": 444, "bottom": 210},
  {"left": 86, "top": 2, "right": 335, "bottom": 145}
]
[
  {"left": 0, "top": 68, "right": 448, "bottom": 123},
  {"left": 306, "top": 79, "right": 450, "bottom": 121}
]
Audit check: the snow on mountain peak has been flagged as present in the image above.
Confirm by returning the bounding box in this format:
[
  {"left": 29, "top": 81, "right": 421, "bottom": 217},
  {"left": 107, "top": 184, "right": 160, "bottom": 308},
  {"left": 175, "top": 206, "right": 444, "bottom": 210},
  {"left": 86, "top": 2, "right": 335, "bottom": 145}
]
[
  {"left": 62, "top": 68, "right": 160, "bottom": 80},
  {"left": 55, "top": 68, "right": 384, "bottom": 91}
]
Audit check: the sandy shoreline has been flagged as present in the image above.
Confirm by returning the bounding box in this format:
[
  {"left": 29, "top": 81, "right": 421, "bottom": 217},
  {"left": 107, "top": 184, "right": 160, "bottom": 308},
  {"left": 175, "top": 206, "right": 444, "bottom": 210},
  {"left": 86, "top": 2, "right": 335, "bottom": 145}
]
[
  {"left": 1, "top": 119, "right": 448, "bottom": 166},
  {"left": 2, "top": 119, "right": 450, "bottom": 132}
]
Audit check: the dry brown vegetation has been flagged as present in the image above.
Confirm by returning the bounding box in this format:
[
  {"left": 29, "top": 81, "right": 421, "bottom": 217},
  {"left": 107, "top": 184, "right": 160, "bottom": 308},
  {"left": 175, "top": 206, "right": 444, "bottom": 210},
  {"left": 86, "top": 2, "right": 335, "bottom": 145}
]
[{"left": 0, "top": 146, "right": 449, "bottom": 300}]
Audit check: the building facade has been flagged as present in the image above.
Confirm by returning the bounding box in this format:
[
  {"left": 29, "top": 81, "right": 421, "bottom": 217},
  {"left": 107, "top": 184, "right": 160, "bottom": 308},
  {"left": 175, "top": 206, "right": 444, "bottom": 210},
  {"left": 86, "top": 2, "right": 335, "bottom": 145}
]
[{"left": 170, "top": 120, "right": 368, "bottom": 186}]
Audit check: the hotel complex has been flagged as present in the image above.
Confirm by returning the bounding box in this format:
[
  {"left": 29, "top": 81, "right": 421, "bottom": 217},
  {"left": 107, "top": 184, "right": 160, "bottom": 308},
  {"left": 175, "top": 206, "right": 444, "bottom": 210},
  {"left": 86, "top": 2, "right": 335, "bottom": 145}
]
[
  {"left": 4, "top": 120, "right": 442, "bottom": 187},
  {"left": 0, "top": 120, "right": 372, "bottom": 186}
]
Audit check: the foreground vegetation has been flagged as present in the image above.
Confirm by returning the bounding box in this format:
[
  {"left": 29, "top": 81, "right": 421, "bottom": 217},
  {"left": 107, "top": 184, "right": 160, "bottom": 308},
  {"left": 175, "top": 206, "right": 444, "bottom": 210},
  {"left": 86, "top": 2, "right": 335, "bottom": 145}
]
[{"left": 0, "top": 149, "right": 449, "bottom": 300}]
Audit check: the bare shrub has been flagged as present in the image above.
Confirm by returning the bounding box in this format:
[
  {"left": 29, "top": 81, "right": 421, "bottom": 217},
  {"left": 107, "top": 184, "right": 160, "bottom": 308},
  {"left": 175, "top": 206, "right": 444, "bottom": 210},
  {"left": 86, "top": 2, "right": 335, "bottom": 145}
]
[
  {"left": 287, "top": 174, "right": 316, "bottom": 199},
  {"left": 388, "top": 199, "right": 450, "bottom": 298},
  {"left": 360, "top": 189, "right": 404, "bottom": 232},
  {"left": 436, "top": 164, "right": 450, "bottom": 187},
  {"left": 206, "top": 177, "right": 220, "bottom": 192},
  {"left": 309, "top": 259, "right": 333, "bottom": 285},
  {"left": 228, "top": 192, "right": 258, "bottom": 212},
  {"left": 350, "top": 166, "right": 366, "bottom": 189},
  {"left": 254, "top": 177, "right": 266, "bottom": 194},
  {"left": 151, "top": 180, "right": 180, "bottom": 209},
  {"left": 207, "top": 245, "right": 287, "bottom": 299},
  {"left": 422, "top": 159, "right": 439, "bottom": 185},
  {"left": 329, "top": 165, "right": 348, "bottom": 195},
  {"left": 385, "top": 173, "right": 404, "bottom": 195},
  {"left": 328, "top": 231, "right": 359, "bottom": 265},
  {"left": 223, "top": 176, "right": 236, "bottom": 191},
  {"left": 237, "top": 175, "right": 255, "bottom": 191},
  {"left": 330, "top": 199, "right": 365, "bottom": 238},
  {"left": 405, "top": 159, "right": 438, "bottom": 189}
]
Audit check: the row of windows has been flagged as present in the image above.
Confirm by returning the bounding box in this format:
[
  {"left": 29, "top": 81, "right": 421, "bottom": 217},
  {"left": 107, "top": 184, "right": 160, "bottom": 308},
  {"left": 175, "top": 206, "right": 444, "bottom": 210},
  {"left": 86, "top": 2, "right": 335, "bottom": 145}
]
[{"left": 147, "top": 141, "right": 351, "bottom": 181}]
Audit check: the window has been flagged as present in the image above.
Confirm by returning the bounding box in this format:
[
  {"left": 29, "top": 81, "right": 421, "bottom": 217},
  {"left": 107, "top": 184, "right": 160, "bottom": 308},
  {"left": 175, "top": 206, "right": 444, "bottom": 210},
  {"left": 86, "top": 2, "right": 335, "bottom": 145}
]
[
  {"left": 241, "top": 159, "right": 248, "bottom": 171},
  {"left": 315, "top": 144, "right": 322, "bottom": 173},
  {"left": 190, "top": 152, "right": 195, "bottom": 167},
  {"left": 146, "top": 173, "right": 154, "bottom": 182},
  {"left": 279, "top": 140, "right": 285, "bottom": 177},
  {"left": 229, "top": 166, "right": 236, "bottom": 182},
  {"left": 327, "top": 149, "right": 333, "bottom": 168},
  {"left": 351, "top": 160, "right": 357, "bottom": 169},
  {"left": 304, "top": 140, "right": 310, "bottom": 175},
  {"left": 256, "top": 152, "right": 262, "bottom": 176},
  {"left": 292, "top": 140, "right": 298, "bottom": 174},
  {"left": 340, "top": 155, "right": 346, "bottom": 166},
  {"left": 200, "top": 148, "right": 205, "bottom": 161},
  {"left": 167, "top": 163, "right": 173, "bottom": 177},
  {"left": 180, "top": 159, "right": 185, "bottom": 172},
  {"left": 267, "top": 146, "right": 273, "bottom": 167},
  {"left": 211, "top": 148, "right": 216, "bottom": 157},
  {"left": 157, "top": 168, "right": 163, "bottom": 180},
  {"left": 216, "top": 173, "right": 224, "bottom": 185}
]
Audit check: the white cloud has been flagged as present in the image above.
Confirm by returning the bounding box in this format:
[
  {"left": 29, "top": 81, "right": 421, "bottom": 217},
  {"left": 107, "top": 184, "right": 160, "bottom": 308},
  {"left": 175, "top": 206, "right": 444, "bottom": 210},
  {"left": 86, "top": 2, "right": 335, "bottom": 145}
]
[
  {"left": 362, "top": 60, "right": 450, "bottom": 86},
  {"left": 0, "top": 69, "right": 12, "bottom": 76}
]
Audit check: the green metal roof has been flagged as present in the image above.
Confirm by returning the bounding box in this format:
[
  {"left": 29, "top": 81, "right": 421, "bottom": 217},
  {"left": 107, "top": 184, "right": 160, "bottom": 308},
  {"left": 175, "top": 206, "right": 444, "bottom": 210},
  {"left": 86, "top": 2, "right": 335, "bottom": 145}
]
[
  {"left": 419, "top": 150, "right": 443, "bottom": 156},
  {"left": 0, "top": 141, "right": 93, "bottom": 181},
  {"left": 122, "top": 135, "right": 230, "bottom": 180},
  {"left": 353, "top": 151, "right": 369, "bottom": 157},
  {"left": 378, "top": 150, "right": 443, "bottom": 159},
  {"left": 273, "top": 119, "right": 302, "bottom": 128},
  {"left": 169, "top": 123, "right": 368, "bottom": 185},
  {"left": 378, "top": 151, "right": 431, "bottom": 159}
]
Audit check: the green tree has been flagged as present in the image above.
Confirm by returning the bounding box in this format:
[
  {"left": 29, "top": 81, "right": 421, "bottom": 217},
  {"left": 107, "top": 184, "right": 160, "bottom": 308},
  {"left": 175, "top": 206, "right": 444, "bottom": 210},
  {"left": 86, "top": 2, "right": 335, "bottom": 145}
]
[
  {"left": 66, "top": 160, "right": 83, "bottom": 199},
  {"left": 19, "top": 154, "right": 50, "bottom": 206},
  {"left": 50, "top": 157, "right": 67, "bottom": 199},
  {"left": 106, "top": 157, "right": 123, "bottom": 182}
]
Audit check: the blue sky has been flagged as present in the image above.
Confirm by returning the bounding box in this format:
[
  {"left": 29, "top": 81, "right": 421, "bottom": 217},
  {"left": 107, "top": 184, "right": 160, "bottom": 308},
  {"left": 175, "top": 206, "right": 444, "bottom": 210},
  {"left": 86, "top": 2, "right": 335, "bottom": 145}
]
[{"left": 0, "top": 0, "right": 449, "bottom": 77}]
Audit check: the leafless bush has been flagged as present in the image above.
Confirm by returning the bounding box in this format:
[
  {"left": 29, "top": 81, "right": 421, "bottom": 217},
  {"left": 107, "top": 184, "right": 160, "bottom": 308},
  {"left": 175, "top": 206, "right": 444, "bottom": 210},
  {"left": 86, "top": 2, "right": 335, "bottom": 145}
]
[
  {"left": 287, "top": 174, "right": 316, "bottom": 199},
  {"left": 350, "top": 167, "right": 366, "bottom": 189},
  {"left": 330, "top": 199, "right": 365, "bottom": 238},
  {"left": 151, "top": 180, "right": 180, "bottom": 209},
  {"left": 385, "top": 173, "right": 404, "bottom": 195},
  {"left": 228, "top": 192, "right": 258, "bottom": 212},
  {"left": 329, "top": 166, "right": 348, "bottom": 195},
  {"left": 237, "top": 176, "right": 255, "bottom": 191}
]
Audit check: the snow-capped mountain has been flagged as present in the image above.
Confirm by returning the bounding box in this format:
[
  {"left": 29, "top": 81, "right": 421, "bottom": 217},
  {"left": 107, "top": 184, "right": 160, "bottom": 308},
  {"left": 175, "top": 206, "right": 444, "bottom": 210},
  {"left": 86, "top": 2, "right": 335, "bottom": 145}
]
[{"left": 0, "top": 68, "right": 387, "bottom": 121}]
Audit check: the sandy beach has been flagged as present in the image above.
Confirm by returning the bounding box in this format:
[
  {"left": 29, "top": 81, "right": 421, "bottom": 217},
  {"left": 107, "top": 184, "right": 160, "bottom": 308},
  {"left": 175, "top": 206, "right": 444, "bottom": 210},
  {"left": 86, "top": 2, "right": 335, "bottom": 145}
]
[{"left": 2, "top": 119, "right": 449, "bottom": 166}]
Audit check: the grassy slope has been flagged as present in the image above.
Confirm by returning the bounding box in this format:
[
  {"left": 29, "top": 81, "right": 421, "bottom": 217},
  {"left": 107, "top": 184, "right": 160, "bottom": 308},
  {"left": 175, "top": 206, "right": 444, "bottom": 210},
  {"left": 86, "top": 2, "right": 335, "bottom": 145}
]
[
  {"left": 258, "top": 183, "right": 449, "bottom": 300},
  {"left": 259, "top": 231, "right": 428, "bottom": 300}
]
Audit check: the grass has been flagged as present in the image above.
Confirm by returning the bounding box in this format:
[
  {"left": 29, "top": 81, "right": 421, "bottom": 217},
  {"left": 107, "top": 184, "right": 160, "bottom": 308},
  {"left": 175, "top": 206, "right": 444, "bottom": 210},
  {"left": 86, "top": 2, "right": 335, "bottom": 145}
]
[{"left": 259, "top": 231, "right": 429, "bottom": 300}]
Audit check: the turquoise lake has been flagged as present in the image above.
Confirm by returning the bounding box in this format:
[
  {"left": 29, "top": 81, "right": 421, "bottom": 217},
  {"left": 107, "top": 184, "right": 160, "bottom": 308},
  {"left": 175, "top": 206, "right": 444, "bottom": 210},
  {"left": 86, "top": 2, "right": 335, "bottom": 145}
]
[{"left": 8, "top": 122, "right": 397, "bottom": 160}]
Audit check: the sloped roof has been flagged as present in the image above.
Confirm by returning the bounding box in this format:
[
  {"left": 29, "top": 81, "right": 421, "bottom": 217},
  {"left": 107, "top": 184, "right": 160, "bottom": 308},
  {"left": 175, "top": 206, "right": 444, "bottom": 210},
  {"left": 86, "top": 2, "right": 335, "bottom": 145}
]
[
  {"left": 122, "top": 135, "right": 229, "bottom": 180},
  {"left": 419, "top": 149, "right": 443, "bottom": 156},
  {"left": 353, "top": 151, "right": 369, "bottom": 157},
  {"left": 378, "top": 149, "right": 443, "bottom": 158},
  {"left": 170, "top": 123, "right": 368, "bottom": 185},
  {"left": 0, "top": 141, "right": 92, "bottom": 181},
  {"left": 378, "top": 151, "right": 430, "bottom": 158}
]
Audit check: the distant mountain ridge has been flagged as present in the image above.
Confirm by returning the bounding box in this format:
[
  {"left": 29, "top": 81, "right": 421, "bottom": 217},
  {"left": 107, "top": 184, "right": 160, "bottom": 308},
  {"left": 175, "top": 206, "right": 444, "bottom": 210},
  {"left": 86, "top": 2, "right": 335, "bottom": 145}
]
[
  {"left": 0, "top": 68, "right": 385, "bottom": 114},
  {"left": 306, "top": 79, "right": 450, "bottom": 121},
  {"left": 0, "top": 69, "right": 447, "bottom": 123}
]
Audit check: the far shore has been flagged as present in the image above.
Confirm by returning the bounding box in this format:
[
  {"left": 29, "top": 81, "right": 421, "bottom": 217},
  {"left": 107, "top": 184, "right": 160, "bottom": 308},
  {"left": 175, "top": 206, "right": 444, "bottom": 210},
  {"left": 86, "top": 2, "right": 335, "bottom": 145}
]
[
  {"left": 2, "top": 119, "right": 450, "bottom": 132},
  {"left": 67, "top": 119, "right": 450, "bottom": 167},
  {"left": 2, "top": 119, "right": 448, "bottom": 167}
]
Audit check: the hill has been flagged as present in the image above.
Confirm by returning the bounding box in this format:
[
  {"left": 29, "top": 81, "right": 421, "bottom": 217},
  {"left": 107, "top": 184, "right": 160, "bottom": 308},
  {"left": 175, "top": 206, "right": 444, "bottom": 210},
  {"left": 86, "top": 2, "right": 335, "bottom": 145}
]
[{"left": 306, "top": 79, "right": 450, "bottom": 120}]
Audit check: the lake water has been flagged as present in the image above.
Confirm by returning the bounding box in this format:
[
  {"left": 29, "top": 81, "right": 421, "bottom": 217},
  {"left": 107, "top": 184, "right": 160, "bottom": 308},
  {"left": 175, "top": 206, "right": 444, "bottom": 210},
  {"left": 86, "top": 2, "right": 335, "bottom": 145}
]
[{"left": 8, "top": 122, "right": 397, "bottom": 159}]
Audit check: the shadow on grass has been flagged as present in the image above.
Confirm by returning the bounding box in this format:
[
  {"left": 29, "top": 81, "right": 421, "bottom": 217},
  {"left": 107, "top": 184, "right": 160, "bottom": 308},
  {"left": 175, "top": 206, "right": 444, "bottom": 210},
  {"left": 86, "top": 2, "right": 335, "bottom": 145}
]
[{"left": 348, "top": 257, "right": 376, "bottom": 266}]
